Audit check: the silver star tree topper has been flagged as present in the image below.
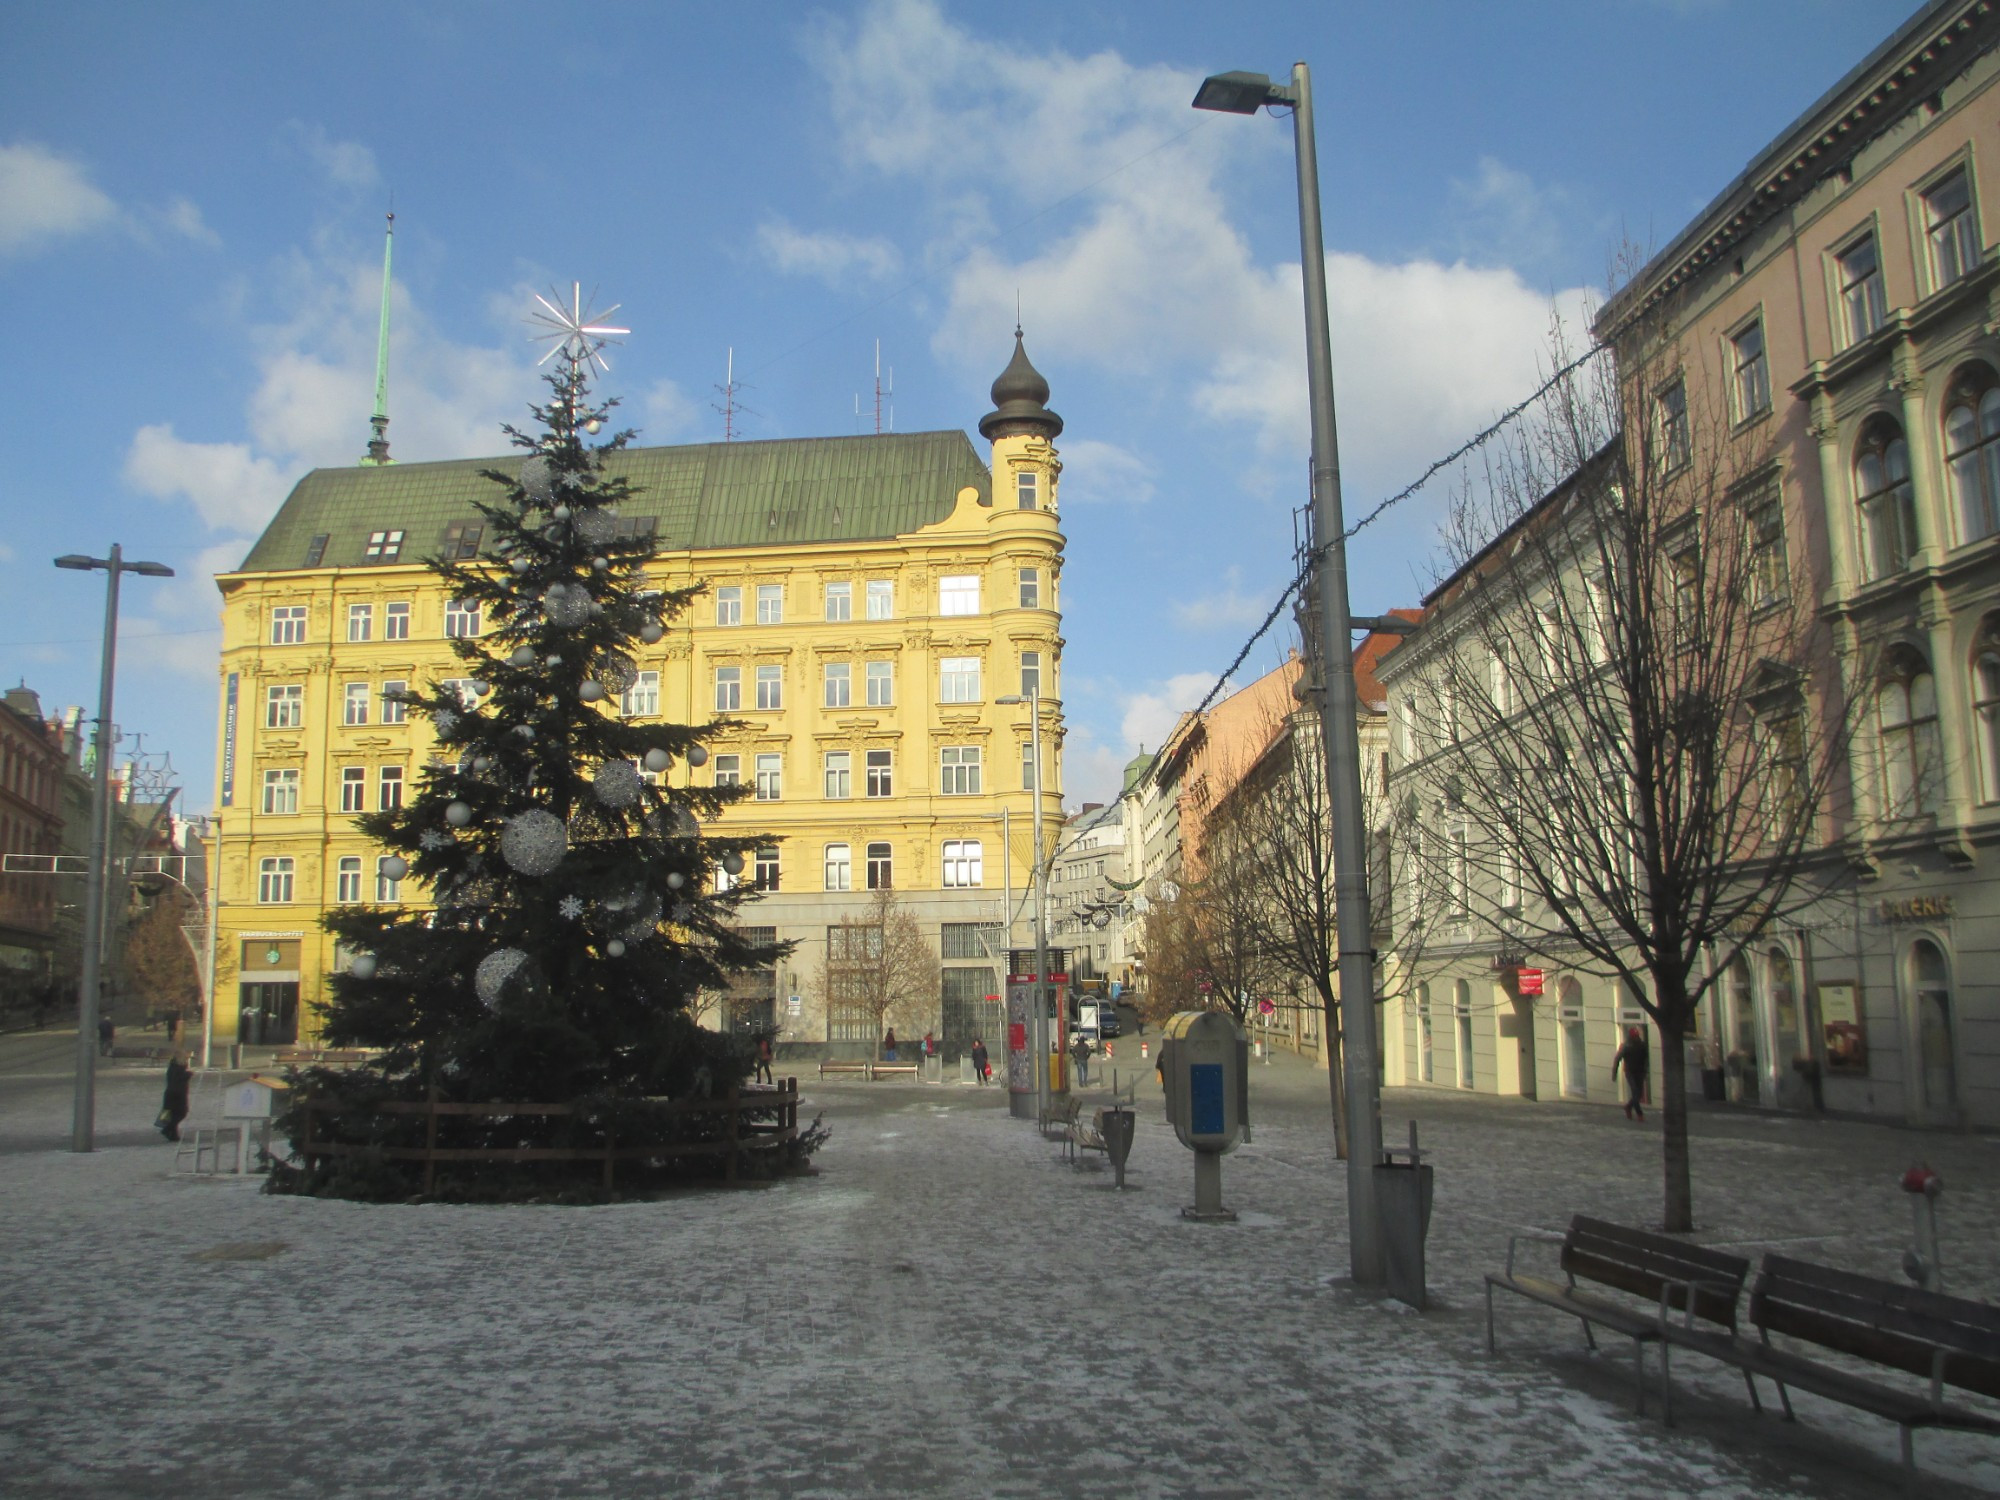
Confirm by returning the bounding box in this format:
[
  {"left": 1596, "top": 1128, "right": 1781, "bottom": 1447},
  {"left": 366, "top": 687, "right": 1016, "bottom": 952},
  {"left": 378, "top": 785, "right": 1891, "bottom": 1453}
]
[{"left": 529, "top": 282, "right": 629, "bottom": 376}]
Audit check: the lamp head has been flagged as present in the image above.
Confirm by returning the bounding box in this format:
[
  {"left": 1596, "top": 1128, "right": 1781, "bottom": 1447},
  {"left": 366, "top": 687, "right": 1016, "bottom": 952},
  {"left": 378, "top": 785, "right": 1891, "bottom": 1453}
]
[
  {"left": 995, "top": 695, "right": 1025, "bottom": 706},
  {"left": 54, "top": 555, "right": 99, "bottom": 571},
  {"left": 1192, "top": 70, "right": 1282, "bottom": 114},
  {"left": 131, "top": 562, "right": 175, "bottom": 578}
]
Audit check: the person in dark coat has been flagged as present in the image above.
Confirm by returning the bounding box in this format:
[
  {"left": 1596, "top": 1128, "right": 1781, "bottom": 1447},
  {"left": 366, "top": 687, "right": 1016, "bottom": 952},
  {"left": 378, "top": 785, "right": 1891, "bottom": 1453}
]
[
  {"left": 753, "top": 1033, "right": 774, "bottom": 1086},
  {"left": 1070, "top": 1032, "right": 1093, "bottom": 1086},
  {"left": 1612, "top": 1026, "right": 1650, "bottom": 1121},
  {"left": 97, "top": 1015, "right": 115, "bottom": 1057},
  {"left": 970, "top": 1038, "right": 990, "bottom": 1085},
  {"left": 882, "top": 1027, "right": 899, "bottom": 1062},
  {"left": 158, "top": 1052, "right": 192, "bottom": 1141}
]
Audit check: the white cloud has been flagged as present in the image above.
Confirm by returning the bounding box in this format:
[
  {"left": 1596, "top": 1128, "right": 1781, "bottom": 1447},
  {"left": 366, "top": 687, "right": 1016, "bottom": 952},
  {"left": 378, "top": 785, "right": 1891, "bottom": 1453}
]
[
  {"left": 1173, "top": 567, "right": 1271, "bottom": 630},
  {"left": 1057, "top": 438, "right": 1153, "bottom": 505},
  {"left": 285, "top": 123, "right": 380, "bottom": 190},
  {"left": 117, "top": 540, "right": 240, "bottom": 680},
  {"left": 0, "top": 541, "right": 15, "bottom": 563},
  {"left": 805, "top": 1, "right": 1595, "bottom": 494},
  {"left": 1119, "top": 671, "right": 1216, "bottom": 757},
  {"left": 756, "top": 219, "right": 901, "bottom": 286},
  {"left": 0, "top": 141, "right": 117, "bottom": 254},
  {"left": 1448, "top": 156, "right": 1586, "bottom": 277},
  {"left": 159, "top": 195, "right": 221, "bottom": 247},
  {"left": 640, "top": 378, "right": 703, "bottom": 442},
  {"left": 124, "top": 426, "right": 295, "bottom": 534}
]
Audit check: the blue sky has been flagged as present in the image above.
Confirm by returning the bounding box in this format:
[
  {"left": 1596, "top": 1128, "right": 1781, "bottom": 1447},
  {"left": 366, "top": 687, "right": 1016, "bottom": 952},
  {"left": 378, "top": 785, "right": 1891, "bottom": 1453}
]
[{"left": 0, "top": 0, "right": 1915, "bottom": 810}]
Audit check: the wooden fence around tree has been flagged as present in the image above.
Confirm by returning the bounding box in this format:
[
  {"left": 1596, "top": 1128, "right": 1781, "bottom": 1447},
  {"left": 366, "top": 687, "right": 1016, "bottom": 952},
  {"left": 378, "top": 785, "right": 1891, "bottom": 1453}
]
[{"left": 298, "top": 1079, "right": 800, "bottom": 1194}]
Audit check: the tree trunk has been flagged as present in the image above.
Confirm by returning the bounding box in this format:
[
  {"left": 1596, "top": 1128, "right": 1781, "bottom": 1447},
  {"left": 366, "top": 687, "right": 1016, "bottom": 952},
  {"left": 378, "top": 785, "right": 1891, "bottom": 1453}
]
[{"left": 1658, "top": 1007, "right": 1693, "bottom": 1233}]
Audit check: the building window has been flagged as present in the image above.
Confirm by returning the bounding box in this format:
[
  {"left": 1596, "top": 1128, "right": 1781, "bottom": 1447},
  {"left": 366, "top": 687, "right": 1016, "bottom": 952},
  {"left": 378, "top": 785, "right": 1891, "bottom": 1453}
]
[
  {"left": 943, "top": 839, "right": 983, "bottom": 888},
  {"left": 1924, "top": 167, "right": 1980, "bottom": 291},
  {"left": 1020, "top": 652, "right": 1042, "bottom": 698},
  {"left": 715, "top": 666, "right": 742, "bottom": 712},
  {"left": 340, "top": 765, "right": 366, "bottom": 813},
  {"left": 865, "top": 749, "right": 892, "bottom": 798},
  {"left": 1669, "top": 545, "right": 1703, "bottom": 651},
  {"left": 756, "top": 584, "right": 783, "bottom": 625},
  {"left": 1976, "top": 635, "right": 2000, "bottom": 803},
  {"left": 1730, "top": 318, "right": 1770, "bottom": 423},
  {"left": 1017, "top": 470, "right": 1037, "bottom": 509},
  {"left": 939, "top": 575, "right": 979, "bottom": 616},
  {"left": 1018, "top": 567, "right": 1041, "bottom": 609},
  {"left": 824, "top": 843, "right": 852, "bottom": 892},
  {"left": 824, "top": 662, "right": 851, "bottom": 709},
  {"left": 716, "top": 586, "right": 742, "bottom": 627},
  {"left": 375, "top": 855, "right": 403, "bottom": 903},
  {"left": 1911, "top": 939, "right": 1958, "bottom": 1113},
  {"left": 440, "top": 521, "right": 483, "bottom": 560},
  {"left": 1836, "top": 232, "right": 1886, "bottom": 344},
  {"left": 1654, "top": 380, "right": 1691, "bottom": 473},
  {"left": 824, "top": 751, "right": 851, "bottom": 799},
  {"left": 1022, "top": 741, "right": 1037, "bottom": 790},
  {"left": 866, "top": 579, "right": 893, "bottom": 619},
  {"left": 336, "top": 856, "right": 362, "bottom": 904},
  {"left": 384, "top": 602, "right": 410, "bottom": 640},
  {"left": 257, "top": 857, "right": 294, "bottom": 904},
  {"left": 1855, "top": 417, "right": 1917, "bottom": 578},
  {"left": 347, "top": 603, "right": 373, "bottom": 642},
  {"left": 865, "top": 660, "right": 893, "bottom": 707},
  {"left": 753, "top": 847, "right": 780, "bottom": 890},
  {"left": 270, "top": 606, "right": 307, "bottom": 645},
  {"left": 1454, "top": 980, "right": 1474, "bottom": 1089},
  {"left": 866, "top": 841, "right": 893, "bottom": 890},
  {"left": 265, "top": 684, "right": 303, "bottom": 730},
  {"left": 1878, "top": 652, "right": 1940, "bottom": 818},
  {"left": 824, "top": 581, "right": 852, "bottom": 622},
  {"left": 1746, "top": 491, "right": 1789, "bottom": 609},
  {"left": 621, "top": 670, "right": 659, "bottom": 718},
  {"left": 940, "top": 745, "right": 982, "bottom": 795},
  {"left": 712, "top": 754, "right": 741, "bottom": 788},
  {"left": 1761, "top": 707, "right": 1808, "bottom": 840},
  {"left": 1943, "top": 368, "right": 2000, "bottom": 544},
  {"left": 755, "top": 753, "right": 782, "bottom": 801},
  {"left": 380, "top": 681, "right": 408, "bottom": 725},
  {"left": 377, "top": 764, "right": 405, "bottom": 811},
  {"left": 261, "top": 768, "right": 299, "bottom": 815},
  {"left": 940, "top": 656, "right": 980, "bottom": 704},
  {"left": 755, "top": 664, "right": 783, "bottom": 710},
  {"left": 444, "top": 598, "right": 481, "bottom": 638},
  {"left": 439, "top": 678, "right": 477, "bottom": 710},
  {"left": 364, "top": 529, "right": 405, "bottom": 562},
  {"left": 1448, "top": 824, "right": 1469, "bottom": 918},
  {"left": 342, "top": 683, "right": 370, "bottom": 727}
]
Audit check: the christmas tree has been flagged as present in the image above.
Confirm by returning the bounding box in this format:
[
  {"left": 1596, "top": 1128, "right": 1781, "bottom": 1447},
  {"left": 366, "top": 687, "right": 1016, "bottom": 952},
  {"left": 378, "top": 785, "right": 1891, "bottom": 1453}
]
[{"left": 283, "top": 335, "right": 800, "bottom": 1197}]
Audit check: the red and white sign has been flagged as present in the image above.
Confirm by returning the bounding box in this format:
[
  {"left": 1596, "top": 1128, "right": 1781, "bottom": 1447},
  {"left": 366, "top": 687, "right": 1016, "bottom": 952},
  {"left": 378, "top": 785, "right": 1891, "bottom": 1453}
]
[
  {"left": 1516, "top": 968, "right": 1544, "bottom": 996},
  {"left": 1257, "top": 998, "right": 1276, "bottom": 1017}
]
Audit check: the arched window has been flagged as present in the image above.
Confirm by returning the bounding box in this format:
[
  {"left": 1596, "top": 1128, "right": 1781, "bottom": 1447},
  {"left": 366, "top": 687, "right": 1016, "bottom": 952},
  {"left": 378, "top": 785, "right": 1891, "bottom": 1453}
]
[
  {"left": 1854, "top": 417, "right": 1917, "bottom": 578},
  {"left": 1767, "top": 946, "right": 1802, "bottom": 1068},
  {"left": 1944, "top": 368, "right": 2000, "bottom": 543},
  {"left": 1976, "top": 626, "right": 2000, "bottom": 803},
  {"left": 1878, "top": 650, "right": 1941, "bottom": 818}
]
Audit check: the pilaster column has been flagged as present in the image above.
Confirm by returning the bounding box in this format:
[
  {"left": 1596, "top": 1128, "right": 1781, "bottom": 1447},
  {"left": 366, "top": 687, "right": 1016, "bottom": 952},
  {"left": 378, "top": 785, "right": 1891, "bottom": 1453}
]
[{"left": 1891, "top": 349, "right": 1943, "bottom": 562}]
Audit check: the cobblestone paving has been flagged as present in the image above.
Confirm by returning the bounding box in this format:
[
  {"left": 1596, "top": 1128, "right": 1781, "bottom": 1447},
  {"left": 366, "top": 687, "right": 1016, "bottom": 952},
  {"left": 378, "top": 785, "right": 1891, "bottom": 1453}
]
[{"left": 0, "top": 1046, "right": 1994, "bottom": 1498}]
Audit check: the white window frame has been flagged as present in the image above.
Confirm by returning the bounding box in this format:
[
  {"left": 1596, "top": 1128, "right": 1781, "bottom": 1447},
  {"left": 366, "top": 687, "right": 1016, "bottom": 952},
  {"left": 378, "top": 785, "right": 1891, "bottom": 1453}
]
[
  {"left": 265, "top": 684, "right": 303, "bottom": 730},
  {"left": 939, "top": 575, "right": 980, "bottom": 616},
  {"left": 943, "top": 839, "right": 983, "bottom": 888},
  {"left": 756, "top": 584, "right": 783, "bottom": 625},
  {"left": 866, "top": 579, "right": 894, "bottom": 620},
  {"left": 269, "top": 605, "right": 307, "bottom": 646},
  {"left": 865, "top": 748, "right": 892, "bottom": 798},
  {"left": 621, "top": 670, "right": 660, "bottom": 718},
  {"left": 824, "top": 751, "right": 851, "bottom": 799},
  {"left": 347, "top": 603, "right": 373, "bottom": 642},
  {"left": 1835, "top": 230, "right": 1887, "bottom": 345},
  {"left": 342, "top": 682, "right": 370, "bottom": 727},
  {"left": 1729, "top": 315, "right": 1771, "bottom": 424},
  {"left": 755, "top": 664, "right": 783, "bottom": 711},
  {"left": 1020, "top": 652, "right": 1042, "bottom": 698},
  {"left": 940, "top": 656, "right": 981, "bottom": 704},
  {"left": 336, "top": 856, "right": 362, "bottom": 904},
  {"left": 1018, "top": 567, "right": 1040, "bottom": 609},
  {"left": 1017, "top": 470, "right": 1037, "bottom": 509},
  {"left": 940, "top": 745, "right": 982, "bottom": 795},
  {"left": 824, "top": 661, "right": 851, "bottom": 709},
  {"left": 824, "top": 581, "right": 852, "bottom": 622},
  {"left": 340, "top": 765, "right": 366, "bottom": 813},
  {"left": 375, "top": 855, "right": 403, "bottom": 903},
  {"left": 378, "top": 764, "right": 404, "bottom": 811},
  {"left": 865, "top": 660, "right": 893, "bottom": 707},
  {"left": 380, "top": 681, "right": 408, "bottom": 725},
  {"left": 257, "top": 857, "right": 294, "bottom": 904},
  {"left": 715, "top": 586, "right": 743, "bottom": 627},
  {"left": 443, "top": 598, "right": 481, "bottom": 639},
  {"left": 261, "top": 768, "right": 299, "bottom": 815},
  {"left": 383, "top": 601, "right": 410, "bottom": 641},
  {"left": 363, "top": 529, "right": 405, "bottom": 562},
  {"left": 715, "top": 666, "right": 741, "bottom": 712},
  {"left": 712, "top": 754, "right": 741, "bottom": 788},
  {"left": 824, "top": 842, "right": 852, "bottom": 892},
  {"left": 755, "top": 753, "right": 782, "bottom": 801}
]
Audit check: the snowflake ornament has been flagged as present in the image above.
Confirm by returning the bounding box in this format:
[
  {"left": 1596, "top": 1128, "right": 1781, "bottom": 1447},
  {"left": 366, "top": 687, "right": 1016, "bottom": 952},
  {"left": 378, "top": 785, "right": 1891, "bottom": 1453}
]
[
  {"left": 558, "top": 894, "right": 585, "bottom": 921},
  {"left": 420, "top": 831, "right": 452, "bottom": 850}
]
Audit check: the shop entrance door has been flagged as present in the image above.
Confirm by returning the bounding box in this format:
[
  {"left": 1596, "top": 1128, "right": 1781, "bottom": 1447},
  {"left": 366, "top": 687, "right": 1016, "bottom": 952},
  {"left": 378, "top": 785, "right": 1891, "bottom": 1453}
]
[
  {"left": 1912, "top": 940, "right": 1958, "bottom": 1116},
  {"left": 237, "top": 982, "right": 298, "bottom": 1045},
  {"left": 941, "top": 967, "right": 1000, "bottom": 1062}
]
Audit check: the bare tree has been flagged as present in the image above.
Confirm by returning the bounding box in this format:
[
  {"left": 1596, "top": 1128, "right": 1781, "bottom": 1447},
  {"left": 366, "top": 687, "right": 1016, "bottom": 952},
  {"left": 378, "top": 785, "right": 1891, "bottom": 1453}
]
[
  {"left": 1395, "top": 313, "right": 1856, "bottom": 1231},
  {"left": 815, "top": 887, "right": 941, "bottom": 1052},
  {"left": 124, "top": 885, "right": 201, "bottom": 1026},
  {"left": 1136, "top": 820, "right": 1267, "bottom": 1028}
]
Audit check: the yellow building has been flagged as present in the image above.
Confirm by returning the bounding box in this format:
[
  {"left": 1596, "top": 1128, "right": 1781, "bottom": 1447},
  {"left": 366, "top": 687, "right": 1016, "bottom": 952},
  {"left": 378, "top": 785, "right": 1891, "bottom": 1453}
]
[{"left": 212, "top": 335, "right": 1066, "bottom": 1057}]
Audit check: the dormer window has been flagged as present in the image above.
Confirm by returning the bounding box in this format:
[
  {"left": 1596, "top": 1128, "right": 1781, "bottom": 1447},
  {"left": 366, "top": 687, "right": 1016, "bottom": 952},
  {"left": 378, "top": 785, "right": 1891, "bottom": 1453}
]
[
  {"left": 439, "top": 521, "right": 483, "bottom": 560},
  {"left": 364, "top": 529, "right": 405, "bottom": 562}
]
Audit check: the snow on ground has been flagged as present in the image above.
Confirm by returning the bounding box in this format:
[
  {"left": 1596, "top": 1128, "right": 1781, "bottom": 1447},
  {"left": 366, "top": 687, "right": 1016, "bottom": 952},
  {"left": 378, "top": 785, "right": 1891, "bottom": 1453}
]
[{"left": 0, "top": 1046, "right": 1995, "bottom": 1498}]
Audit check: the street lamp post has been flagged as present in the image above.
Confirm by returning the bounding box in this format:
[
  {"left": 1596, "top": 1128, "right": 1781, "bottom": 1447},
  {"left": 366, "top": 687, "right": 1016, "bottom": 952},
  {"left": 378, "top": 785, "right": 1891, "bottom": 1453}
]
[
  {"left": 997, "top": 689, "right": 1051, "bottom": 1123},
  {"left": 1195, "top": 62, "right": 1386, "bottom": 1285},
  {"left": 55, "top": 546, "right": 174, "bottom": 1152}
]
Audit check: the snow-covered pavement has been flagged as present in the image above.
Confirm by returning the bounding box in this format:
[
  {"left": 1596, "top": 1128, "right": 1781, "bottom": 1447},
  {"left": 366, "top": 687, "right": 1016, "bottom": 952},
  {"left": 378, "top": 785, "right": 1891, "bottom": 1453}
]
[{"left": 1, "top": 1048, "right": 1994, "bottom": 1498}]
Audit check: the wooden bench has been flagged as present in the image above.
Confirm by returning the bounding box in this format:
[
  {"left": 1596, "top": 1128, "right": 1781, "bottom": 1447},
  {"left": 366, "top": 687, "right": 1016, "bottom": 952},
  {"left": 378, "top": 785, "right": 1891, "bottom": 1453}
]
[
  {"left": 1066, "top": 1107, "right": 1110, "bottom": 1165},
  {"left": 1660, "top": 1254, "right": 2000, "bottom": 1477},
  {"left": 275, "top": 1048, "right": 376, "bottom": 1069},
  {"left": 872, "top": 1062, "right": 920, "bottom": 1080},
  {"left": 1040, "top": 1095, "right": 1080, "bottom": 1142},
  {"left": 1485, "top": 1215, "right": 1751, "bottom": 1415},
  {"left": 817, "top": 1059, "right": 872, "bottom": 1080}
]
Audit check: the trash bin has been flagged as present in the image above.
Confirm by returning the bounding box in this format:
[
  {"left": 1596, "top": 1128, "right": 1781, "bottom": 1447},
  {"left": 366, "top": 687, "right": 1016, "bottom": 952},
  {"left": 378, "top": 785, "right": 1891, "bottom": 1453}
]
[
  {"left": 1373, "top": 1160, "right": 1433, "bottom": 1309},
  {"left": 1097, "top": 1106, "right": 1136, "bottom": 1189}
]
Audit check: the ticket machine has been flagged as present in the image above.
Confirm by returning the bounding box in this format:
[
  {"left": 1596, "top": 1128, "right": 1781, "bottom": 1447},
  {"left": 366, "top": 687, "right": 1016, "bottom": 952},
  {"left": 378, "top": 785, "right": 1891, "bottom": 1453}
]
[{"left": 1159, "top": 1010, "right": 1251, "bottom": 1221}]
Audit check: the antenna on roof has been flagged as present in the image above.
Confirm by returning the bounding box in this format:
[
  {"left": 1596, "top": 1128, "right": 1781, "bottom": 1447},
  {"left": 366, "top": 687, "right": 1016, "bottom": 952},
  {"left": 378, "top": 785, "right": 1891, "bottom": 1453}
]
[
  {"left": 360, "top": 212, "right": 396, "bottom": 466},
  {"left": 713, "top": 347, "right": 754, "bottom": 441},
  {"left": 873, "top": 339, "right": 895, "bottom": 435}
]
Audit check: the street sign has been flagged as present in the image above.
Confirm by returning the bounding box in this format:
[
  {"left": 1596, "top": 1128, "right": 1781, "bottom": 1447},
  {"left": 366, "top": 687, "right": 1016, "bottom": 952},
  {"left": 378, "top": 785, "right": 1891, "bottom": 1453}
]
[
  {"left": 1257, "top": 998, "right": 1276, "bottom": 1017},
  {"left": 1517, "top": 968, "right": 1544, "bottom": 996}
]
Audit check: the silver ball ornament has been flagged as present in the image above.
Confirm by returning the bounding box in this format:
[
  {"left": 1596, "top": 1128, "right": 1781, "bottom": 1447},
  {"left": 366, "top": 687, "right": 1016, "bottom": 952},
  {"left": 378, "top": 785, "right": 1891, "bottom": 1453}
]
[
  {"left": 585, "top": 418, "right": 604, "bottom": 434},
  {"left": 514, "top": 725, "right": 536, "bottom": 741},
  {"left": 606, "top": 939, "right": 626, "bottom": 957},
  {"left": 552, "top": 504, "right": 572, "bottom": 521},
  {"left": 446, "top": 801, "right": 473, "bottom": 827},
  {"left": 499, "top": 808, "right": 566, "bottom": 875},
  {"left": 519, "top": 455, "right": 555, "bottom": 502},
  {"left": 349, "top": 954, "right": 377, "bottom": 980},
  {"left": 474, "top": 948, "right": 531, "bottom": 1008},
  {"left": 639, "top": 621, "right": 665, "bottom": 645},
  {"left": 470, "top": 681, "right": 490, "bottom": 697},
  {"left": 591, "top": 557, "right": 609, "bottom": 572},
  {"left": 643, "top": 748, "right": 671, "bottom": 773},
  {"left": 510, "top": 558, "right": 532, "bottom": 574},
  {"left": 686, "top": 745, "right": 709, "bottom": 767},
  {"left": 380, "top": 855, "right": 409, "bottom": 881},
  {"left": 666, "top": 871, "right": 685, "bottom": 890},
  {"left": 510, "top": 646, "right": 536, "bottom": 668},
  {"left": 722, "top": 851, "right": 745, "bottom": 876},
  {"left": 593, "top": 759, "right": 643, "bottom": 809},
  {"left": 574, "top": 508, "right": 618, "bottom": 547},
  {"left": 579, "top": 681, "right": 606, "bottom": 703},
  {"left": 596, "top": 652, "right": 638, "bottom": 693}
]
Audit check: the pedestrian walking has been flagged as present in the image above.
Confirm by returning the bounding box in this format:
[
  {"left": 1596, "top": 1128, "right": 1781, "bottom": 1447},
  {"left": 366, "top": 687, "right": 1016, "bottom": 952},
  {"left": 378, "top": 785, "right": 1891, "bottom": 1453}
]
[
  {"left": 1613, "top": 1025, "right": 1650, "bottom": 1121},
  {"left": 883, "top": 1027, "right": 899, "bottom": 1063},
  {"left": 753, "top": 1033, "right": 774, "bottom": 1086},
  {"left": 970, "top": 1037, "right": 990, "bottom": 1085},
  {"left": 1070, "top": 1032, "right": 1092, "bottom": 1087},
  {"left": 157, "top": 1051, "right": 192, "bottom": 1142},
  {"left": 922, "top": 1031, "right": 936, "bottom": 1059},
  {"left": 97, "top": 1015, "right": 115, "bottom": 1057}
]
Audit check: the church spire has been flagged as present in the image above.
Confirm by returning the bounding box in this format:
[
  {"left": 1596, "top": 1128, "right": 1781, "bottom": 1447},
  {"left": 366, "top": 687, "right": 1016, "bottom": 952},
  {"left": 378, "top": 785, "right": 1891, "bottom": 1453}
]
[{"left": 361, "top": 212, "right": 395, "bottom": 466}]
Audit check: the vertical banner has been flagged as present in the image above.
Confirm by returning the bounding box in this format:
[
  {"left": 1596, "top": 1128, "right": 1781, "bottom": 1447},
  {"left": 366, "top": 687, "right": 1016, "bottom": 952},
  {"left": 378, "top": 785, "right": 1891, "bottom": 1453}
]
[
  {"left": 220, "top": 672, "right": 239, "bottom": 807},
  {"left": 1006, "top": 978, "right": 1033, "bottom": 1095}
]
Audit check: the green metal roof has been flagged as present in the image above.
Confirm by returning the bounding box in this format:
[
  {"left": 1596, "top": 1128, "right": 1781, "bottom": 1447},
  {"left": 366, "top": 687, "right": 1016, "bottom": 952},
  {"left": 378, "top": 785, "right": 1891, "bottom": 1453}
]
[{"left": 233, "top": 429, "right": 994, "bottom": 574}]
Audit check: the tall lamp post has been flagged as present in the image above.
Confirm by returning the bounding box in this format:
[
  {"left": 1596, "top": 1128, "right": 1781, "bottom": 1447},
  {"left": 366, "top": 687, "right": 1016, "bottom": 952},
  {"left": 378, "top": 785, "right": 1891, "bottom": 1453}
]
[
  {"left": 1194, "top": 62, "right": 1386, "bottom": 1285},
  {"left": 56, "top": 546, "right": 174, "bottom": 1153},
  {"left": 997, "top": 689, "right": 1052, "bottom": 1123}
]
